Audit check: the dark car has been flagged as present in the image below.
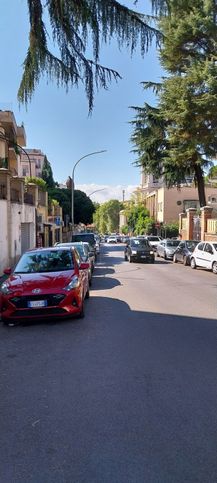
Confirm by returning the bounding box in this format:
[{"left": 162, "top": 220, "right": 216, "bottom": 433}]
[
  {"left": 173, "top": 240, "right": 200, "bottom": 265},
  {"left": 0, "top": 247, "right": 89, "bottom": 326},
  {"left": 124, "top": 238, "right": 155, "bottom": 263},
  {"left": 71, "top": 232, "right": 97, "bottom": 258}
]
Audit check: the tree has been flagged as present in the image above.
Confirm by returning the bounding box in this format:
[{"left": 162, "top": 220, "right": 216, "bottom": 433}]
[
  {"left": 17, "top": 0, "right": 162, "bottom": 111},
  {"left": 124, "top": 202, "right": 151, "bottom": 234},
  {"left": 74, "top": 190, "right": 95, "bottom": 225},
  {"left": 48, "top": 187, "right": 95, "bottom": 224},
  {"left": 131, "top": 0, "right": 217, "bottom": 207},
  {"left": 94, "top": 199, "right": 123, "bottom": 233},
  {"left": 41, "top": 156, "right": 55, "bottom": 188}
]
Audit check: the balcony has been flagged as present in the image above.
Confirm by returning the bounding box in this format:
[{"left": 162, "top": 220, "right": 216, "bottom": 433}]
[
  {"left": 38, "top": 190, "right": 47, "bottom": 207},
  {"left": 0, "top": 183, "right": 7, "bottom": 199},
  {"left": 47, "top": 216, "right": 62, "bottom": 226},
  {"left": 24, "top": 192, "right": 34, "bottom": 205},
  {"left": 11, "top": 188, "right": 21, "bottom": 203}
]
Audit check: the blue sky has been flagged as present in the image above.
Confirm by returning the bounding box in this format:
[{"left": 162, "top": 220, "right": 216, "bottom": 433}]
[{"left": 0, "top": 0, "right": 163, "bottom": 201}]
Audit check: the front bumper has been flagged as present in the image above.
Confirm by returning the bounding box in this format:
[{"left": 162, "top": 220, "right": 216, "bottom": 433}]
[
  {"left": 131, "top": 254, "right": 155, "bottom": 263},
  {"left": 1, "top": 290, "right": 83, "bottom": 322}
]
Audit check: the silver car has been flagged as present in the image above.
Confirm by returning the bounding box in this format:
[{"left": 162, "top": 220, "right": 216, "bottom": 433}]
[{"left": 156, "top": 239, "right": 180, "bottom": 260}]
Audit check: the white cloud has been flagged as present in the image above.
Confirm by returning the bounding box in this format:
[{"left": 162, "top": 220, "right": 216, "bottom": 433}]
[{"left": 75, "top": 183, "right": 138, "bottom": 203}]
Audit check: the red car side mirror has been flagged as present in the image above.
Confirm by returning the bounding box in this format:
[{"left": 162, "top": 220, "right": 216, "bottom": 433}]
[
  {"left": 80, "top": 262, "right": 90, "bottom": 270},
  {"left": 4, "top": 267, "right": 12, "bottom": 275}
]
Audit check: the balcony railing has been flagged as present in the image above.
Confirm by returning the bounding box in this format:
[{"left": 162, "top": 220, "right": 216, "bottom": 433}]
[
  {"left": 11, "top": 188, "right": 21, "bottom": 203},
  {"left": 24, "top": 192, "right": 34, "bottom": 205},
  {"left": 0, "top": 184, "right": 7, "bottom": 199},
  {"left": 38, "top": 192, "right": 46, "bottom": 206}
]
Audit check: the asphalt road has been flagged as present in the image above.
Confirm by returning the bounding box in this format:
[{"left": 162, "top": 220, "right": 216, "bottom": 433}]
[{"left": 1, "top": 244, "right": 217, "bottom": 483}]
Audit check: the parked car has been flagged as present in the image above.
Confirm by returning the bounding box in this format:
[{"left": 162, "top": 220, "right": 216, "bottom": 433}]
[
  {"left": 156, "top": 239, "right": 180, "bottom": 260},
  {"left": 55, "top": 241, "right": 94, "bottom": 284},
  {"left": 71, "top": 232, "right": 97, "bottom": 258},
  {"left": 145, "top": 235, "right": 162, "bottom": 251},
  {"left": 0, "top": 247, "right": 90, "bottom": 326},
  {"left": 122, "top": 236, "right": 130, "bottom": 244},
  {"left": 173, "top": 240, "right": 199, "bottom": 265},
  {"left": 107, "top": 236, "right": 117, "bottom": 243},
  {"left": 94, "top": 235, "right": 100, "bottom": 255},
  {"left": 124, "top": 237, "right": 155, "bottom": 263},
  {"left": 190, "top": 241, "right": 217, "bottom": 273}
]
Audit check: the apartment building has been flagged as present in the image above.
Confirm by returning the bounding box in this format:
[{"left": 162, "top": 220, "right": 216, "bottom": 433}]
[
  {"left": 136, "top": 171, "right": 217, "bottom": 224},
  {"left": 19, "top": 148, "right": 46, "bottom": 178},
  {"left": 0, "top": 110, "right": 36, "bottom": 272},
  {"left": 0, "top": 111, "right": 62, "bottom": 273}
]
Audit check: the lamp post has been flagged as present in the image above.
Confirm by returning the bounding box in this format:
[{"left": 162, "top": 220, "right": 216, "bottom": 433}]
[
  {"left": 71, "top": 150, "right": 106, "bottom": 233},
  {"left": 88, "top": 188, "right": 106, "bottom": 197},
  {"left": 0, "top": 132, "right": 32, "bottom": 177}
]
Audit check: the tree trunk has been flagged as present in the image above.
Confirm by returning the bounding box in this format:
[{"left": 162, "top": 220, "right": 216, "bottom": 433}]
[{"left": 194, "top": 163, "right": 206, "bottom": 207}]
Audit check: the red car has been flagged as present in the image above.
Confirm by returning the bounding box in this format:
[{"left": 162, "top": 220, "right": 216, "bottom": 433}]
[{"left": 0, "top": 247, "right": 90, "bottom": 326}]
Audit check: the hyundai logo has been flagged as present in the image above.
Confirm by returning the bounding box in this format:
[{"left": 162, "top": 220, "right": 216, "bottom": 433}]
[{"left": 32, "top": 288, "right": 41, "bottom": 294}]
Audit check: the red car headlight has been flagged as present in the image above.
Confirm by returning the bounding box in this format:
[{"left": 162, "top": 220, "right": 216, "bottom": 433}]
[
  {"left": 64, "top": 275, "right": 80, "bottom": 291},
  {"left": 0, "top": 282, "right": 13, "bottom": 295}
]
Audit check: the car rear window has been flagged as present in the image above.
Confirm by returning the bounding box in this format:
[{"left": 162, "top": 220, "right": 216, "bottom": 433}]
[
  {"left": 148, "top": 236, "right": 160, "bottom": 241},
  {"left": 71, "top": 234, "right": 95, "bottom": 246},
  {"left": 166, "top": 240, "right": 180, "bottom": 247},
  {"left": 131, "top": 239, "right": 150, "bottom": 248},
  {"left": 186, "top": 241, "right": 198, "bottom": 250}
]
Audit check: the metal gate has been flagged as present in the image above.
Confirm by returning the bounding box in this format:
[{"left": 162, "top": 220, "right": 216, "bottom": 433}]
[{"left": 193, "top": 215, "right": 201, "bottom": 241}]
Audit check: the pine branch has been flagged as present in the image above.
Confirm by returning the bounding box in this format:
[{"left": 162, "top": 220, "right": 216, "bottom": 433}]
[{"left": 18, "top": 0, "right": 162, "bottom": 111}]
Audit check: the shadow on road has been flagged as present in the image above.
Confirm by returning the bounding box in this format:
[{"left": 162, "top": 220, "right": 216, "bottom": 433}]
[{"left": 0, "top": 294, "right": 217, "bottom": 483}]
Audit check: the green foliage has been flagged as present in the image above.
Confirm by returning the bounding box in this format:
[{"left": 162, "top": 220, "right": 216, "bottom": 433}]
[
  {"left": 74, "top": 190, "right": 95, "bottom": 225},
  {"left": 25, "top": 176, "right": 47, "bottom": 191},
  {"left": 41, "top": 156, "right": 55, "bottom": 188},
  {"left": 124, "top": 203, "right": 151, "bottom": 234},
  {"left": 93, "top": 199, "right": 122, "bottom": 233},
  {"left": 48, "top": 187, "right": 95, "bottom": 224},
  {"left": 161, "top": 222, "right": 179, "bottom": 238},
  {"left": 17, "top": 0, "right": 161, "bottom": 111},
  {"left": 131, "top": 0, "right": 217, "bottom": 207},
  {"left": 121, "top": 225, "right": 129, "bottom": 235},
  {"left": 208, "top": 165, "right": 217, "bottom": 179}
]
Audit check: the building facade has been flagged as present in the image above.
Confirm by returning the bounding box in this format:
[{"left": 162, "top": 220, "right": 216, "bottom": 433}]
[
  {"left": 19, "top": 148, "right": 46, "bottom": 178},
  {"left": 0, "top": 111, "right": 63, "bottom": 274}
]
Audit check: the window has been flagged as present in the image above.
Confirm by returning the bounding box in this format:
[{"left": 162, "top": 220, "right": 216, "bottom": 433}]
[
  {"left": 22, "top": 168, "right": 27, "bottom": 176},
  {"left": 197, "top": 243, "right": 205, "bottom": 251},
  {"left": 204, "top": 243, "right": 213, "bottom": 254}
]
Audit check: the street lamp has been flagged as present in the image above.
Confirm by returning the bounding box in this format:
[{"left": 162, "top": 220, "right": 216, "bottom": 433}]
[
  {"left": 0, "top": 132, "right": 32, "bottom": 177},
  {"left": 71, "top": 150, "right": 106, "bottom": 233},
  {"left": 88, "top": 188, "right": 106, "bottom": 197}
]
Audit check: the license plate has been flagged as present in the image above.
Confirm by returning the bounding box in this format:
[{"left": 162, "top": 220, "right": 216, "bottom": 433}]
[
  {"left": 28, "top": 300, "right": 47, "bottom": 308},
  {"left": 141, "top": 255, "right": 146, "bottom": 258}
]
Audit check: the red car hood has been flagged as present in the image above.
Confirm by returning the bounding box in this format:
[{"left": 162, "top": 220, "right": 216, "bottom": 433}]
[{"left": 6, "top": 271, "right": 75, "bottom": 294}]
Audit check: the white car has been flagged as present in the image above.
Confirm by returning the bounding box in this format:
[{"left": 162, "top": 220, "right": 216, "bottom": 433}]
[
  {"left": 107, "top": 236, "right": 117, "bottom": 243},
  {"left": 190, "top": 241, "right": 217, "bottom": 273},
  {"left": 145, "top": 236, "right": 163, "bottom": 251}
]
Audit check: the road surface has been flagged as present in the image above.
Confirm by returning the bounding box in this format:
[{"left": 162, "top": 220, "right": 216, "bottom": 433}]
[{"left": 0, "top": 244, "right": 217, "bottom": 482}]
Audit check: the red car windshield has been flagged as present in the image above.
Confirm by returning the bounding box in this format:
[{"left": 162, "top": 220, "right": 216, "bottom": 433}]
[{"left": 14, "top": 250, "right": 74, "bottom": 273}]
